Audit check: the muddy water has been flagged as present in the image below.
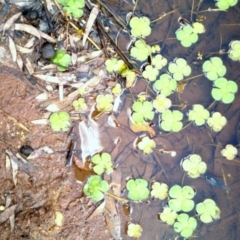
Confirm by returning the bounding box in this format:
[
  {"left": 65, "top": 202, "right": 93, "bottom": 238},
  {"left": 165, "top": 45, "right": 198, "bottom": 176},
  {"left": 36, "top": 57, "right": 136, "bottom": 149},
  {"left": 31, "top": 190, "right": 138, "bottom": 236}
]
[{"left": 84, "top": 0, "right": 240, "bottom": 239}]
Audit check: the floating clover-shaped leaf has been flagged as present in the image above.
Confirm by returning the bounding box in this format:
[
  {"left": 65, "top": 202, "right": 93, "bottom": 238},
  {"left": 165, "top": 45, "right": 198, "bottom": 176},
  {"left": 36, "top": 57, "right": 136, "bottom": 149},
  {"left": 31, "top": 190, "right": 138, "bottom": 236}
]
[
  {"left": 91, "top": 152, "right": 113, "bottom": 175},
  {"left": 151, "top": 45, "right": 161, "bottom": 53},
  {"left": 228, "top": 40, "right": 240, "bottom": 61},
  {"left": 160, "top": 110, "right": 183, "bottom": 132},
  {"left": 142, "top": 65, "right": 159, "bottom": 81},
  {"left": 96, "top": 94, "right": 114, "bottom": 112},
  {"left": 105, "top": 58, "right": 126, "bottom": 73},
  {"left": 83, "top": 175, "right": 109, "bottom": 202},
  {"left": 111, "top": 83, "right": 122, "bottom": 95},
  {"left": 181, "top": 154, "right": 207, "bottom": 178},
  {"left": 49, "top": 111, "right": 71, "bottom": 132},
  {"left": 58, "top": 0, "right": 85, "bottom": 18},
  {"left": 192, "top": 22, "right": 205, "bottom": 34},
  {"left": 159, "top": 207, "right": 178, "bottom": 225},
  {"left": 168, "top": 185, "right": 195, "bottom": 212},
  {"left": 126, "top": 178, "right": 150, "bottom": 201},
  {"left": 51, "top": 50, "right": 71, "bottom": 71},
  {"left": 215, "top": 0, "right": 238, "bottom": 10},
  {"left": 154, "top": 73, "right": 177, "bottom": 96},
  {"left": 221, "top": 144, "right": 238, "bottom": 160},
  {"left": 188, "top": 104, "right": 210, "bottom": 126},
  {"left": 72, "top": 98, "right": 87, "bottom": 111},
  {"left": 137, "top": 136, "right": 156, "bottom": 154},
  {"left": 196, "top": 199, "right": 221, "bottom": 223},
  {"left": 211, "top": 77, "right": 238, "bottom": 104},
  {"left": 176, "top": 25, "right": 198, "bottom": 47},
  {"left": 127, "top": 223, "right": 142, "bottom": 238},
  {"left": 151, "top": 182, "right": 168, "bottom": 200},
  {"left": 168, "top": 58, "right": 191, "bottom": 81},
  {"left": 202, "top": 57, "right": 227, "bottom": 81},
  {"left": 173, "top": 213, "right": 197, "bottom": 238},
  {"left": 130, "top": 40, "right": 151, "bottom": 61},
  {"left": 129, "top": 16, "right": 151, "bottom": 38},
  {"left": 132, "top": 101, "right": 154, "bottom": 123},
  {"left": 153, "top": 94, "right": 172, "bottom": 113},
  {"left": 207, "top": 112, "right": 227, "bottom": 132},
  {"left": 152, "top": 54, "right": 168, "bottom": 70}
]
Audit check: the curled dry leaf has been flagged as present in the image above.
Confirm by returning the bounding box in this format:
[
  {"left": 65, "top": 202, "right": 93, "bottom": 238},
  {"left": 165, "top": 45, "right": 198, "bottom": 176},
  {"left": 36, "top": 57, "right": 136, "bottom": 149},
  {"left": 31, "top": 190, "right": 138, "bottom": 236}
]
[
  {"left": 14, "top": 23, "right": 41, "bottom": 39},
  {"left": 3, "top": 12, "right": 22, "bottom": 32},
  {"left": 16, "top": 45, "right": 33, "bottom": 54}
]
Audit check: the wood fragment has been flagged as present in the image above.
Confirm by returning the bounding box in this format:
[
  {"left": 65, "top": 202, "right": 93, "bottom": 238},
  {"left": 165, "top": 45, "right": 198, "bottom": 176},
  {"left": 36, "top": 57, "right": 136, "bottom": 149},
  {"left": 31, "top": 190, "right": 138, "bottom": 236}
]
[{"left": 8, "top": 36, "right": 17, "bottom": 62}]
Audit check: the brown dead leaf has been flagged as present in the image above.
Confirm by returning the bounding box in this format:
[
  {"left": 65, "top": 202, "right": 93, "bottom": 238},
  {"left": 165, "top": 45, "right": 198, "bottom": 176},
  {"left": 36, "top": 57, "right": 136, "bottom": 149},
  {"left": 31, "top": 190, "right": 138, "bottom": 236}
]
[
  {"left": 3, "top": 12, "right": 22, "bottom": 32},
  {"left": 14, "top": 23, "right": 41, "bottom": 39},
  {"left": 8, "top": 36, "right": 17, "bottom": 62},
  {"left": 25, "top": 56, "right": 34, "bottom": 75},
  {"left": 16, "top": 54, "right": 23, "bottom": 70},
  {"left": 24, "top": 37, "right": 36, "bottom": 48},
  {"left": 33, "top": 74, "right": 61, "bottom": 84},
  {"left": 0, "top": 205, "right": 17, "bottom": 225},
  {"left": 39, "top": 30, "right": 56, "bottom": 43},
  {"left": 16, "top": 45, "right": 33, "bottom": 54}
]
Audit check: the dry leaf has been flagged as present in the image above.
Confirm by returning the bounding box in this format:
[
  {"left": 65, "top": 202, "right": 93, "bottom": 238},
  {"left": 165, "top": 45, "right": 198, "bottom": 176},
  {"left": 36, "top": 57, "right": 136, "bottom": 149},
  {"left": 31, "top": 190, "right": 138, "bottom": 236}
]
[
  {"left": 16, "top": 54, "right": 23, "bottom": 70},
  {"left": 31, "top": 119, "right": 49, "bottom": 125},
  {"left": 3, "top": 12, "right": 22, "bottom": 32},
  {"left": 33, "top": 74, "right": 61, "bottom": 84},
  {"left": 24, "top": 37, "right": 35, "bottom": 48},
  {"left": 0, "top": 205, "right": 17, "bottom": 225},
  {"left": 25, "top": 56, "right": 34, "bottom": 75},
  {"left": 14, "top": 23, "right": 41, "bottom": 39},
  {"left": 39, "top": 30, "right": 56, "bottom": 43},
  {"left": 27, "top": 146, "right": 54, "bottom": 159},
  {"left": 16, "top": 45, "right": 33, "bottom": 53},
  {"left": 82, "top": 5, "right": 99, "bottom": 46},
  {"left": 8, "top": 36, "right": 17, "bottom": 62},
  {"left": 8, "top": 151, "right": 18, "bottom": 186}
]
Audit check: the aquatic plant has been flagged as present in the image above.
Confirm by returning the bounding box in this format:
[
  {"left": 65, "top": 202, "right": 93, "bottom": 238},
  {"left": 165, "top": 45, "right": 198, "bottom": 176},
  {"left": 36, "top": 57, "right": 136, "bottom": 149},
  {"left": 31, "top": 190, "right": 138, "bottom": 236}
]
[
  {"left": 159, "top": 207, "right": 178, "bottom": 225},
  {"left": 137, "top": 136, "right": 156, "bottom": 154},
  {"left": 154, "top": 73, "right": 177, "bottom": 96},
  {"left": 127, "top": 223, "right": 142, "bottom": 238},
  {"left": 211, "top": 77, "right": 238, "bottom": 104},
  {"left": 142, "top": 65, "right": 159, "bottom": 81},
  {"left": 96, "top": 94, "right": 114, "bottom": 112},
  {"left": 51, "top": 49, "right": 71, "bottom": 71},
  {"left": 49, "top": 111, "right": 71, "bottom": 132},
  {"left": 72, "top": 98, "right": 87, "bottom": 111},
  {"left": 91, "top": 152, "right": 113, "bottom": 175},
  {"left": 192, "top": 22, "right": 205, "bottom": 34},
  {"left": 152, "top": 54, "right": 168, "bottom": 70},
  {"left": 207, "top": 112, "right": 227, "bottom": 132},
  {"left": 58, "top": 0, "right": 85, "bottom": 18},
  {"left": 121, "top": 69, "right": 137, "bottom": 88},
  {"left": 83, "top": 175, "right": 109, "bottom": 202},
  {"left": 173, "top": 213, "right": 197, "bottom": 238},
  {"left": 153, "top": 94, "right": 172, "bottom": 113},
  {"left": 228, "top": 40, "right": 240, "bottom": 61},
  {"left": 105, "top": 58, "right": 126, "bottom": 73},
  {"left": 196, "top": 199, "right": 221, "bottom": 223},
  {"left": 176, "top": 25, "right": 198, "bottom": 47},
  {"left": 131, "top": 101, "right": 154, "bottom": 123},
  {"left": 221, "top": 144, "right": 238, "bottom": 160},
  {"left": 168, "top": 58, "right": 191, "bottom": 81},
  {"left": 215, "top": 0, "right": 238, "bottom": 10},
  {"left": 151, "top": 182, "right": 168, "bottom": 200},
  {"left": 168, "top": 185, "right": 195, "bottom": 212},
  {"left": 160, "top": 110, "right": 183, "bottom": 132},
  {"left": 129, "top": 16, "right": 151, "bottom": 38},
  {"left": 130, "top": 40, "right": 151, "bottom": 61},
  {"left": 181, "top": 154, "right": 207, "bottom": 178},
  {"left": 111, "top": 83, "right": 122, "bottom": 95},
  {"left": 151, "top": 45, "right": 161, "bottom": 53},
  {"left": 187, "top": 104, "right": 210, "bottom": 126},
  {"left": 126, "top": 178, "right": 150, "bottom": 201},
  {"left": 202, "top": 57, "right": 227, "bottom": 81}
]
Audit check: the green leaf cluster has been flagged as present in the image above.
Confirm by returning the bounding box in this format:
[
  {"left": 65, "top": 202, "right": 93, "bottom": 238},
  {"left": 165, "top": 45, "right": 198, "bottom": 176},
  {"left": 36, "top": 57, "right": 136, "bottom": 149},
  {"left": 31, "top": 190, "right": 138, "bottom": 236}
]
[
  {"left": 72, "top": 98, "right": 87, "bottom": 111},
  {"left": 160, "top": 110, "right": 183, "bottom": 132},
  {"left": 181, "top": 154, "right": 207, "bottom": 178},
  {"left": 176, "top": 25, "right": 198, "bottom": 47},
  {"left": 207, "top": 112, "right": 227, "bottom": 132},
  {"left": 91, "top": 152, "right": 113, "bottom": 175},
  {"left": 126, "top": 178, "right": 150, "bottom": 201},
  {"left": 173, "top": 213, "right": 197, "bottom": 238},
  {"left": 151, "top": 182, "right": 168, "bottom": 200},
  {"left": 153, "top": 94, "right": 172, "bottom": 113},
  {"left": 58, "top": 0, "right": 85, "bottom": 18},
  {"left": 154, "top": 73, "right": 177, "bottom": 96},
  {"left": 130, "top": 40, "right": 151, "bottom": 61},
  {"left": 168, "top": 185, "right": 195, "bottom": 212},
  {"left": 49, "top": 111, "right": 71, "bottom": 132},
  {"left": 83, "top": 175, "right": 109, "bottom": 202},
  {"left": 188, "top": 104, "right": 210, "bottom": 126},
  {"left": 152, "top": 54, "right": 168, "bottom": 70},
  {"left": 221, "top": 144, "right": 238, "bottom": 160},
  {"left": 228, "top": 40, "right": 240, "bottom": 61},
  {"left": 159, "top": 207, "right": 178, "bottom": 225},
  {"left": 96, "top": 94, "right": 114, "bottom": 112},
  {"left": 215, "top": 0, "right": 238, "bottom": 10},
  {"left": 211, "top": 77, "right": 238, "bottom": 104},
  {"left": 51, "top": 50, "right": 71, "bottom": 71},
  {"left": 137, "top": 136, "right": 156, "bottom": 154},
  {"left": 196, "top": 199, "right": 220, "bottom": 223},
  {"left": 142, "top": 65, "right": 159, "bottom": 81},
  {"left": 129, "top": 16, "right": 151, "bottom": 38},
  {"left": 132, "top": 101, "right": 154, "bottom": 123},
  {"left": 168, "top": 58, "right": 191, "bottom": 81},
  {"left": 127, "top": 223, "right": 142, "bottom": 238}
]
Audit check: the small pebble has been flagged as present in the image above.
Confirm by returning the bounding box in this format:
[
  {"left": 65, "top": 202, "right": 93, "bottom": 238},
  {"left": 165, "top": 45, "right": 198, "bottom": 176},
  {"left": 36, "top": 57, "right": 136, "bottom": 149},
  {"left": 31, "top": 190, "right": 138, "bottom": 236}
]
[
  {"left": 41, "top": 43, "right": 55, "bottom": 59},
  {"left": 20, "top": 145, "right": 34, "bottom": 157}
]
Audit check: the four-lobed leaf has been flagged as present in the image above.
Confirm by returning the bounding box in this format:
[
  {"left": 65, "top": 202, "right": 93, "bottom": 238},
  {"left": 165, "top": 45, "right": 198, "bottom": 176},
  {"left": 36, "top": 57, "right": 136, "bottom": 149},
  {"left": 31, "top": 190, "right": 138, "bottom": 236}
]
[
  {"left": 58, "top": 0, "right": 85, "bottom": 18},
  {"left": 151, "top": 182, "right": 168, "bottom": 200},
  {"left": 137, "top": 136, "right": 156, "bottom": 154},
  {"left": 129, "top": 16, "right": 151, "bottom": 38},
  {"left": 51, "top": 50, "right": 71, "bottom": 71},
  {"left": 130, "top": 40, "right": 151, "bottom": 61},
  {"left": 160, "top": 110, "right": 183, "bottom": 132},
  {"left": 228, "top": 40, "right": 240, "bottom": 61},
  {"left": 159, "top": 207, "right": 178, "bottom": 225},
  {"left": 154, "top": 73, "right": 177, "bottom": 96},
  {"left": 49, "top": 111, "right": 71, "bottom": 132},
  {"left": 132, "top": 101, "right": 154, "bottom": 123},
  {"left": 91, "top": 152, "right": 113, "bottom": 175},
  {"left": 207, "top": 112, "right": 227, "bottom": 132},
  {"left": 221, "top": 144, "right": 238, "bottom": 160},
  {"left": 188, "top": 104, "right": 210, "bottom": 126},
  {"left": 168, "top": 58, "right": 191, "bottom": 81}
]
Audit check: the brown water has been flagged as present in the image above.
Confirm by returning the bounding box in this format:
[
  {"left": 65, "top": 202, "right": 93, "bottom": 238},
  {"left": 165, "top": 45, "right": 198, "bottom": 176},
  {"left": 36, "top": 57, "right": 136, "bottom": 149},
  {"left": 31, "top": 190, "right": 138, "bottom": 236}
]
[{"left": 85, "top": 0, "right": 240, "bottom": 239}]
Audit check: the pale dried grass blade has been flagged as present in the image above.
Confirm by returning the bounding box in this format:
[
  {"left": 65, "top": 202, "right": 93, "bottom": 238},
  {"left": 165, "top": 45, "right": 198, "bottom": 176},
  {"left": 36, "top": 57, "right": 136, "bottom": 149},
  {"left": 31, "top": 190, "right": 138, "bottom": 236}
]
[
  {"left": 83, "top": 5, "right": 99, "bottom": 46},
  {"left": 16, "top": 54, "right": 23, "bottom": 70},
  {"left": 3, "top": 12, "right": 22, "bottom": 32},
  {"left": 16, "top": 45, "right": 33, "bottom": 53},
  {"left": 8, "top": 36, "right": 17, "bottom": 62},
  {"left": 5, "top": 155, "right": 11, "bottom": 170},
  {"left": 31, "top": 119, "right": 49, "bottom": 125},
  {"left": 39, "top": 30, "right": 56, "bottom": 43},
  {"left": 6, "top": 150, "right": 18, "bottom": 186},
  {"left": 59, "top": 83, "right": 64, "bottom": 101},
  {"left": 33, "top": 74, "right": 61, "bottom": 84},
  {"left": 9, "top": 214, "right": 15, "bottom": 232},
  {"left": 24, "top": 37, "right": 35, "bottom": 48},
  {"left": 14, "top": 23, "right": 41, "bottom": 39},
  {"left": 25, "top": 56, "right": 34, "bottom": 75},
  {"left": 0, "top": 205, "right": 17, "bottom": 225}
]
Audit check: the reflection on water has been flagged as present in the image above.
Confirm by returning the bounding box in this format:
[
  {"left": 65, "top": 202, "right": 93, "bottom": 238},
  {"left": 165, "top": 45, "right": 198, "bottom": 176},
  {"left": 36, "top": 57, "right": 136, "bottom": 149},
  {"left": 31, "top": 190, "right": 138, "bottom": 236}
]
[{"left": 82, "top": 0, "right": 240, "bottom": 239}]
